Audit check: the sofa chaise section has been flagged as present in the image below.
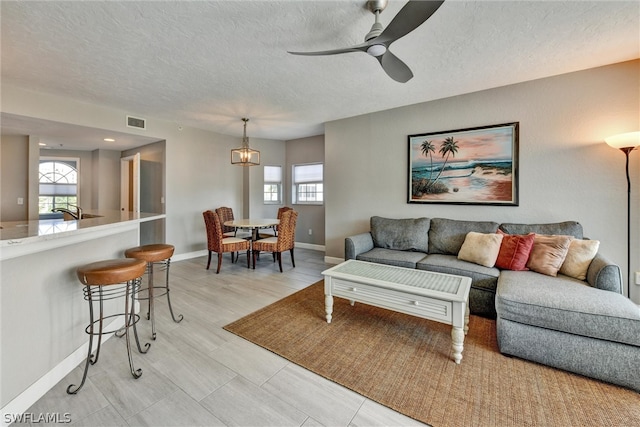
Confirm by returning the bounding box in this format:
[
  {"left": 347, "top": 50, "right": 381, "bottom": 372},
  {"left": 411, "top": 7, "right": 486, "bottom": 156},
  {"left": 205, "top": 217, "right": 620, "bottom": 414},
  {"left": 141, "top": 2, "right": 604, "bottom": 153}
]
[{"left": 496, "top": 269, "right": 640, "bottom": 391}]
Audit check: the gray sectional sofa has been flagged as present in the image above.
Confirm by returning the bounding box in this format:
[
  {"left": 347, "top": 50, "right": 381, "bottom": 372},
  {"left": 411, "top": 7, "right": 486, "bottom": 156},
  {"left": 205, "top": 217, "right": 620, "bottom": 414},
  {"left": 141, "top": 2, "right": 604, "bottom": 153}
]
[{"left": 345, "top": 216, "right": 640, "bottom": 391}]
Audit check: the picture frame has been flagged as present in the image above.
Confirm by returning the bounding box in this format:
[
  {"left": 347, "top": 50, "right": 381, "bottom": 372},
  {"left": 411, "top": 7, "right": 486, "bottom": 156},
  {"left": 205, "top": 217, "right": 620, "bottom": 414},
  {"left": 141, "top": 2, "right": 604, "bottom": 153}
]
[{"left": 408, "top": 122, "right": 519, "bottom": 205}]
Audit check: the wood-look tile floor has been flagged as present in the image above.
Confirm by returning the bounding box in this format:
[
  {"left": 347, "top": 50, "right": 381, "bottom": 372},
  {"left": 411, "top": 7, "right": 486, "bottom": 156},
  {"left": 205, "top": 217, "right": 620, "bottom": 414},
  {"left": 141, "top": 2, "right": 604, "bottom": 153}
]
[{"left": 18, "top": 249, "right": 427, "bottom": 426}]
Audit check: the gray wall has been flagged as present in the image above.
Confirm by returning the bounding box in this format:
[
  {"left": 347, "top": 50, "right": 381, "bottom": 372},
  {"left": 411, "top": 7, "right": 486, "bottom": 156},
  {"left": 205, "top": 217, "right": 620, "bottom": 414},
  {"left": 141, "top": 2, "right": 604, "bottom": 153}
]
[
  {"left": 91, "top": 149, "right": 122, "bottom": 210},
  {"left": 286, "top": 134, "right": 325, "bottom": 246},
  {"left": 124, "top": 140, "right": 167, "bottom": 244},
  {"left": 248, "top": 137, "right": 287, "bottom": 219},
  {"left": 0, "top": 135, "right": 29, "bottom": 221},
  {"left": 325, "top": 60, "right": 639, "bottom": 301}
]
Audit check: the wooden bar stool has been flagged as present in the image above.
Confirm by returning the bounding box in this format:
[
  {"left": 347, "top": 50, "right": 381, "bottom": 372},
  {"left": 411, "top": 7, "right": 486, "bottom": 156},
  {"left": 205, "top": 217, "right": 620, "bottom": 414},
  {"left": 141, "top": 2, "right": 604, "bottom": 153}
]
[
  {"left": 124, "top": 244, "right": 183, "bottom": 340},
  {"left": 67, "top": 258, "right": 149, "bottom": 394}
]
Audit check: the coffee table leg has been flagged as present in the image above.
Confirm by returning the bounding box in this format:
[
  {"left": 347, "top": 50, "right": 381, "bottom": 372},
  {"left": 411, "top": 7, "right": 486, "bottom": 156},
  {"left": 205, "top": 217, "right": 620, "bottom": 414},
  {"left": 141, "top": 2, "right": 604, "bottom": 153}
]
[
  {"left": 325, "top": 294, "right": 333, "bottom": 324},
  {"left": 464, "top": 305, "right": 470, "bottom": 335},
  {"left": 451, "top": 327, "right": 464, "bottom": 364}
]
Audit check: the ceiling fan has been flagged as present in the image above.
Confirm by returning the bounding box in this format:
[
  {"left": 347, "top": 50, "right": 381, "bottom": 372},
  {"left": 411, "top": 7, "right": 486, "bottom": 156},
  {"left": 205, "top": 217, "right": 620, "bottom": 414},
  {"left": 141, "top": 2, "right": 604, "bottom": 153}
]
[{"left": 288, "top": 0, "right": 445, "bottom": 83}]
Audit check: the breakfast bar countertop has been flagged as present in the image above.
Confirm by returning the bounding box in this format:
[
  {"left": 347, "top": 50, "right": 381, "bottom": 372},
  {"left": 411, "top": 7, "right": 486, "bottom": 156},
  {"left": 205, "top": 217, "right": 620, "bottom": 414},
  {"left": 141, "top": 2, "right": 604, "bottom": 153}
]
[{"left": 0, "top": 210, "right": 165, "bottom": 259}]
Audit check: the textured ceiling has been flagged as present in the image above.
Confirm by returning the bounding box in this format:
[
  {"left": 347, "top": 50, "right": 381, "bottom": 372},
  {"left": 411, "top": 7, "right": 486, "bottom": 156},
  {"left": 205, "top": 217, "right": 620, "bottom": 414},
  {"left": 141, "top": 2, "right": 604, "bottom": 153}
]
[{"left": 1, "top": 0, "right": 639, "bottom": 149}]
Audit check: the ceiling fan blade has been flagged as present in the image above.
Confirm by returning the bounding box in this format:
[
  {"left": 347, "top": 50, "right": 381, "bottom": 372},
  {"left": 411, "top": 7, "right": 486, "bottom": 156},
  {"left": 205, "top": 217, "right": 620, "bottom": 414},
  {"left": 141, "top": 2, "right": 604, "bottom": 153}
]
[
  {"left": 377, "top": 50, "right": 413, "bottom": 83},
  {"left": 288, "top": 42, "right": 369, "bottom": 56},
  {"left": 376, "top": 0, "right": 445, "bottom": 44}
]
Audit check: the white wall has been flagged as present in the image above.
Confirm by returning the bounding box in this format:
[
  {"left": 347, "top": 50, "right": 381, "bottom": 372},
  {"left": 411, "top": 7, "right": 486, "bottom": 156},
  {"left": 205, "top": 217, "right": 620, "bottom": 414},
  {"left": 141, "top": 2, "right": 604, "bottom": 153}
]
[{"left": 325, "top": 60, "right": 640, "bottom": 302}]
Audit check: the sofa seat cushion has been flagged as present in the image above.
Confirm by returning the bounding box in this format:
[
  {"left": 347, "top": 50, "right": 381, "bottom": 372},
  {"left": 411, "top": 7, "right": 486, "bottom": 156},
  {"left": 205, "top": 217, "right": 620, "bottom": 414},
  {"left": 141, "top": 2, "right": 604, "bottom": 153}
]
[
  {"left": 417, "top": 254, "right": 499, "bottom": 292},
  {"left": 496, "top": 270, "right": 640, "bottom": 346},
  {"left": 356, "top": 248, "right": 427, "bottom": 269}
]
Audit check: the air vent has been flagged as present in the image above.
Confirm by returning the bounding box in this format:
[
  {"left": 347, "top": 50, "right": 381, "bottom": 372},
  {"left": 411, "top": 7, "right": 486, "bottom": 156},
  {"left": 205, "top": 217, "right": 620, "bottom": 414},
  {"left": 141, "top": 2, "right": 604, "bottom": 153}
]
[{"left": 126, "top": 115, "right": 146, "bottom": 130}]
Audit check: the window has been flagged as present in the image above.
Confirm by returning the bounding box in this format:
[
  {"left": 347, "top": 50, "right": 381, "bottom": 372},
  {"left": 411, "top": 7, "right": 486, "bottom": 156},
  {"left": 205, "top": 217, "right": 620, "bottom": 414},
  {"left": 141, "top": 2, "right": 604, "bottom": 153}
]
[
  {"left": 264, "top": 165, "right": 282, "bottom": 204},
  {"left": 292, "top": 163, "right": 323, "bottom": 205},
  {"left": 39, "top": 158, "right": 79, "bottom": 216}
]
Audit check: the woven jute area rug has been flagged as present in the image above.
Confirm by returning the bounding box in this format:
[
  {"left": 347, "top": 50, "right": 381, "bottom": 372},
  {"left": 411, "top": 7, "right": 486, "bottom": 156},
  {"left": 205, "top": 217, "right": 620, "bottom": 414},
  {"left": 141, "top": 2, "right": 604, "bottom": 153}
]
[{"left": 224, "top": 281, "right": 639, "bottom": 427}]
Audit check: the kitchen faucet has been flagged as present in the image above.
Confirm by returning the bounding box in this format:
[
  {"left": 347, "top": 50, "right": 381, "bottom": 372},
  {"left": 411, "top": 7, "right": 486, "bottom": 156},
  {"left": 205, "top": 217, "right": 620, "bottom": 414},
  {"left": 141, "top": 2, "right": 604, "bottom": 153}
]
[{"left": 51, "top": 205, "right": 83, "bottom": 220}]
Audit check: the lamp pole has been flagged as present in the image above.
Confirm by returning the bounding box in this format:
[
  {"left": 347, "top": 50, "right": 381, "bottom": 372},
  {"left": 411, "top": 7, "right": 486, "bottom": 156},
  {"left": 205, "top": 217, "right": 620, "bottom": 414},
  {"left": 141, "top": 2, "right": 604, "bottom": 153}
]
[
  {"left": 605, "top": 131, "right": 639, "bottom": 300},
  {"left": 621, "top": 147, "right": 633, "bottom": 299}
]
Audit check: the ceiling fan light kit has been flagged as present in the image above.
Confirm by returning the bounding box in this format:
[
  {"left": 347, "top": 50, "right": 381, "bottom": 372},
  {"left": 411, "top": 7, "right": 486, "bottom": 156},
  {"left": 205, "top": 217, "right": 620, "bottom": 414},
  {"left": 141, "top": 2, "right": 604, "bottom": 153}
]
[
  {"left": 288, "top": 0, "right": 445, "bottom": 83},
  {"left": 367, "top": 44, "right": 387, "bottom": 57}
]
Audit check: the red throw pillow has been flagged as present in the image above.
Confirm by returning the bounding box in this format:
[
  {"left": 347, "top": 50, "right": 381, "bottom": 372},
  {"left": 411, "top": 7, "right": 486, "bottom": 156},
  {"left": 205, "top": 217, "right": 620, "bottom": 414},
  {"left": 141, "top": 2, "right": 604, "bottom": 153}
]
[{"left": 495, "top": 230, "right": 535, "bottom": 271}]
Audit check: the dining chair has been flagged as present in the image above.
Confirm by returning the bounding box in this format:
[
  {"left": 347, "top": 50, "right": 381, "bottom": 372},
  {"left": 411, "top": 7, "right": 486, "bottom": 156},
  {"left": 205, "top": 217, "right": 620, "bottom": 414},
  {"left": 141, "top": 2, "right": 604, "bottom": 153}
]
[
  {"left": 216, "top": 206, "right": 252, "bottom": 240},
  {"left": 258, "top": 206, "right": 293, "bottom": 239},
  {"left": 203, "top": 210, "right": 250, "bottom": 273},
  {"left": 252, "top": 209, "right": 298, "bottom": 272}
]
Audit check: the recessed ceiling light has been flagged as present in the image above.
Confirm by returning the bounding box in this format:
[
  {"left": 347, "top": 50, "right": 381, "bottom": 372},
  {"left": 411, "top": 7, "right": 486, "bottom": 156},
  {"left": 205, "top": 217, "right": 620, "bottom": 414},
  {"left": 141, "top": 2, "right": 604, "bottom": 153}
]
[{"left": 104, "top": 138, "right": 115, "bottom": 142}]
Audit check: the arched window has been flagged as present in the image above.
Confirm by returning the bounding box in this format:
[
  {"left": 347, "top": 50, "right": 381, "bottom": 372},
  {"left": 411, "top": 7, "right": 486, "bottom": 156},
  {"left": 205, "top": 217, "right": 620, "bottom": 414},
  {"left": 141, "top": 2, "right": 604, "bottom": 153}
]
[{"left": 39, "top": 158, "right": 79, "bottom": 216}]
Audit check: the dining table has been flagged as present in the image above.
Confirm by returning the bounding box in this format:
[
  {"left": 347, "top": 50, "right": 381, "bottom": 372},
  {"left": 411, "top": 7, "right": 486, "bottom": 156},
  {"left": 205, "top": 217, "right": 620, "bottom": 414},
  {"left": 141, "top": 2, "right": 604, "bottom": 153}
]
[{"left": 224, "top": 218, "right": 279, "bottom": 239}]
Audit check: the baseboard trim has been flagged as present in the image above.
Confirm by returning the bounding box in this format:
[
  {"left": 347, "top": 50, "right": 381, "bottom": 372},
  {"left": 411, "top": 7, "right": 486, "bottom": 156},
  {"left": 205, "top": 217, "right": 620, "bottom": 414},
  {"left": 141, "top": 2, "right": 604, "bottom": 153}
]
[
  {"left": 1, "top": 317, "right": 123, "bottom": 427},
  {"left": 295, "top": 242, "right": 325, "bottom": 251},
  {"left": 172, "top": 249, "right": 207, "bottom": 262},
  {"left": 324, "top": 256, "right": 343, "bottom": 265},
  {"left": 172, "top": 244, "right": 324, "bottom": 262}
]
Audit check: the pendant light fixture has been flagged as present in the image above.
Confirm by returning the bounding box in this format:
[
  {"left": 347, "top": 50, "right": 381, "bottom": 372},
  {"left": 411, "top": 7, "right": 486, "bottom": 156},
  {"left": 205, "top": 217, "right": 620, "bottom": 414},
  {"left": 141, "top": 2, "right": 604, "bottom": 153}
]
[{"left": 231, "top": 118, "right": 260, "bottom": 166}]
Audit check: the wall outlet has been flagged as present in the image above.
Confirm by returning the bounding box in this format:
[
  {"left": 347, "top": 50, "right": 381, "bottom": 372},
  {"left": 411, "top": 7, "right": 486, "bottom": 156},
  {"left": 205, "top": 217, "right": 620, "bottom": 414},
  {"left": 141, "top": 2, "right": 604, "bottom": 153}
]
[
  {"left": 17, "top": 197, "right": 23, "bottom": 205},
  {"left": 635, "top": 271, "right": 640, "bottom": 285},
  {"left": 308, "top": 228, "right": 313, "bottom": 235}
]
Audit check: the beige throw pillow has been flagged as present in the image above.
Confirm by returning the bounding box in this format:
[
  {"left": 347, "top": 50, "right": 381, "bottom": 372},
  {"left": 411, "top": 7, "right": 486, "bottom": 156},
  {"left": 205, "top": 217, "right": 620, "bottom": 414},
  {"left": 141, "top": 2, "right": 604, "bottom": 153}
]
[
  {"left": 458, "top": 232, "right": 503, "bottom": 268},
  {"left": 559, "top": 239, "right": 600, "bottom": 280},
  {"left": 526, "top": 234, "right": 573, "bottom": 277}
]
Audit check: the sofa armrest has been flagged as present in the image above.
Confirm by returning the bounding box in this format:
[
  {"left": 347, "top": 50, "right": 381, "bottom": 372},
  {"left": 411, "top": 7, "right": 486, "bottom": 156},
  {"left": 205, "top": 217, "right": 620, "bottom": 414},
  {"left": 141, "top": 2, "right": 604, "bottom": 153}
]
[
  {"left": 345, "top": 232, "right": 374, "bottom": 260},
  {"left": 586, "top": 253, "right": 624, "bottom": 294}
]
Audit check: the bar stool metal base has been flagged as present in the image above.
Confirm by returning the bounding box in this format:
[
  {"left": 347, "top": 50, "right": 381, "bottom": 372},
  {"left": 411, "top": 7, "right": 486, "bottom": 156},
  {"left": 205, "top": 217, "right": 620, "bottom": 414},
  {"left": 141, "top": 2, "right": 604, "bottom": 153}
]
[
  {"left": 68, "top": 259, "right": 149, "bottom": 395},
  {"left": 125, "top": 244, "right": 183, "bottom": 341}
]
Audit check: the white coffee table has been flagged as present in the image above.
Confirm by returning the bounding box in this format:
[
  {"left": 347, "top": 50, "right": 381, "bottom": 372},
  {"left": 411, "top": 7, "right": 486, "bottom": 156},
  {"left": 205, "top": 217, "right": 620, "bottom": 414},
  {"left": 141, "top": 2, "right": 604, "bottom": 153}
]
[{"left": 322, "top": 260, "right": 471, "bottom": 364}]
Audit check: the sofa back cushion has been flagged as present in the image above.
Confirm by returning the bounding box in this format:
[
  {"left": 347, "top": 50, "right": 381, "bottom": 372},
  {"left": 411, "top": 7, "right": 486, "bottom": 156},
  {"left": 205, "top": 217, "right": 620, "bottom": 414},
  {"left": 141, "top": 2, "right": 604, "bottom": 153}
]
[
  {"left": 428, "top": 218, "right": 500, "bottom": 255},
  {"left": 370, "top": 216, "right": 430, "bottom": 253},
  {"left": 499, "top": 221, "right": 583, "bottom": 239}
]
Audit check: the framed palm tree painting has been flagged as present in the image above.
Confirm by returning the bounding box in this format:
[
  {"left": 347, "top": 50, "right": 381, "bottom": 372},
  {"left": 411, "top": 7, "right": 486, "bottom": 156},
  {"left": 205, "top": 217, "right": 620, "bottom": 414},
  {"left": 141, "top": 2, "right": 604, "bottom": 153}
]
[{"left": 408, "top": 122, "right": 519, "bottom": 205}]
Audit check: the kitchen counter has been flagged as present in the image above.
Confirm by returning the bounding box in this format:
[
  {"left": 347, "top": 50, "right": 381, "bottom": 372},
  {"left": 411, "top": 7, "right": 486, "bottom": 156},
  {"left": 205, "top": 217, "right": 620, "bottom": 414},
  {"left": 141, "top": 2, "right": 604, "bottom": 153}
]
[
  {"left": 1, "top": 209, "right": 165, "bottom": 416},
  {"left": 0, "top": 210, "right": 165, "bottom": 261}
]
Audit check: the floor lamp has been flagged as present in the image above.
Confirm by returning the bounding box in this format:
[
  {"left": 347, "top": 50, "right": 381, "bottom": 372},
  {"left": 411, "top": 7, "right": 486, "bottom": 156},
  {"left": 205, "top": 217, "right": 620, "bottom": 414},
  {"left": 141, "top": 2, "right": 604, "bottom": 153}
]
[{"left": 605, "top": 131, "right": 640, "bottom": 299}]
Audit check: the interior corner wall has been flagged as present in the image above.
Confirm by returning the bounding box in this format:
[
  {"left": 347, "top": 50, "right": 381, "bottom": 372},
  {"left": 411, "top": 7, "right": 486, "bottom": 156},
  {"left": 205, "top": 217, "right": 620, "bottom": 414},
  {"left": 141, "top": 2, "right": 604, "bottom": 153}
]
[
  {"left": 325, "top": 60, "right": 640, "bottom": 303},
  {"left": 123, "top": 140, "right": 167, "bottom": 244},
  {"left": 285, "top": 134, "right": 325, "bottom": 246},
  {"left": 0, "top": 135, "right": 29, "bottom": 221},
  {"left": 247, "top": 138, "right": 286, "bottom": 219}
]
